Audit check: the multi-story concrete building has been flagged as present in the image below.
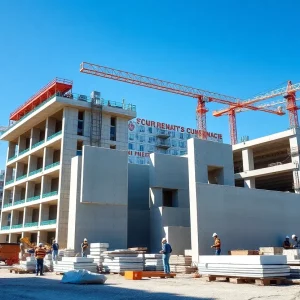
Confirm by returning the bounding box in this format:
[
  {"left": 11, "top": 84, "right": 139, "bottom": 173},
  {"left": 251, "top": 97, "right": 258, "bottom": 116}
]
[
  {"left": 0, "top": 78, "right": 136, "bottom": 246},
  {"left": 127, "top": 118, "right": 223, "bottom": 164}
]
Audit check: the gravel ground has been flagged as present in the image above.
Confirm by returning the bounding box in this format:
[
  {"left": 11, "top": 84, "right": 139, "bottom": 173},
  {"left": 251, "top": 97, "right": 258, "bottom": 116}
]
[{"left": 0, "top": 269, "right": 300, "bottom": 300}]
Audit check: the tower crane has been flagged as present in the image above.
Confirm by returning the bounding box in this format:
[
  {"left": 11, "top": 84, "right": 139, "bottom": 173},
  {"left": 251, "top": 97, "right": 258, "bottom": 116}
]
[
  {"left": 80, "top": 62, "right": 284, "bottom": 143},
  {"left": 213, "top": 81, "right": 300, "bottom": 143}
]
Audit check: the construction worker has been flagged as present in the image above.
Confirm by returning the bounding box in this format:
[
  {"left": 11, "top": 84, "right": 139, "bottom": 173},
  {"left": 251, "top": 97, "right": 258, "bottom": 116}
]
[
  {"left": 19, "top": 239, "right": 25, "bottom": 260},
  {"left": 292, "top": 234, "right": 300, "bottom": 248},
  {"left": 35, "top": 243, "right": 46, "bottom": 276},
  {"left": 159, "top": 238, "right": 172, "bottom": 274},
  {"left": 51, "top": 240, "right": 59, "bottom": 263},
  {"left": 283, "top": 236, "right": 291, "bottom": 249},
  {"left": 211, "top": 233, "right": 221, "bottom": 255},
  {"left": 81, "top": 238, "right": 89, "bottom": 257}
]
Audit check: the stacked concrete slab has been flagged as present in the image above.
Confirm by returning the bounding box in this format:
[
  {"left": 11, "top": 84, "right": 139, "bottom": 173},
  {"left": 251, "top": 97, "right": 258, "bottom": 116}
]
[
  {"left": 198, "top": 255, "right": 290, "bottom": 278},
  {"left": 53, "top": 257, "right": 97, "bottom": 273},
  {"left": 43, "top": 254, "right": 53, "bottom": 272},
  {"left": 169, "top": 255, "right": 193, "bottom": 273},
  {"left": 102, "top": 250, "right": 143, "bottom": 273},
  {"left": 283, "top": 249, "right": 300, "bottom": 264},
  {"left": 259, "top": 247, "right": 283, "bottom": 255},
  {"left": 144, "top": 254, "right": 163, "bottom": 271},
  {"left": 87, "top": 243, "right": 109, "bottom": 272},
  {"left": 58, "top": 249, "right": 75, "bottom": 261}
]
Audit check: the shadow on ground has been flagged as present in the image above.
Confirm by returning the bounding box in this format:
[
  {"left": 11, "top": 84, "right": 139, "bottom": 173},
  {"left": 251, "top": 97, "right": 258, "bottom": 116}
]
[{"left": 0, "top": 276, "right": 215, "bottom": 300}]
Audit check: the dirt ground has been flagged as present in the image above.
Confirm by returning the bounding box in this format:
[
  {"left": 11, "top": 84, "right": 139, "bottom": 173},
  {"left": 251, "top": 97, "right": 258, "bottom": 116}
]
[{"left": 1, "top": 268, "right": 300, "bottom": 300}]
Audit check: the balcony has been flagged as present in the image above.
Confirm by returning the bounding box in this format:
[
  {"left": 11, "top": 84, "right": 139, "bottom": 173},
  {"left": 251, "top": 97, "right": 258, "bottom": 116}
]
[
  {"left": 24, "top": 222, "right": 38, "bottom": 228},
  {"left": 156, "top": 129, "right": 170, "bottom": 139},
  {"left": 45, "top": 162, "right": 60, "bottom": 170},
  {"left": 27, "top": 195, "right": 41, "bottom": 202},
  {"left": 29, "top": 168, "right": 43, "bottom": 177},
  {"left": 31, "top": 140, "right": 45, "bottom": 149},
  {"left": 11, "top": 224, "right": 23, "bottom": 229},
  {"left": 8, "top": 155, "right": 17, "bottom": 162},
  {"left": 14, "top": 199, "right": 25, "bottom": 206},
  {"left": 42, "top": 191, "right": 58, "bottom": 198},
  {"left": 1, "top": 225, "right": 10, "bottom": 230},
  {"left": 47, "top": 131, "right": 62, "bottom": 141},
  {"left": 40, "top": 219, "right": 56, "bottom": 226},
  {"left": 19, "top": 148, "right": 30, "bottom": 156},
  {"left": 3, "top": 203, "right": 12, "bottom": 208},
  {"left": 5, "top": 179, "right": 14, "bottom": 185},
  {"left": 155, "top": 140, "right": 171, "bottom": 149},
  {"left": 16, "top": 174, "right": 27, "bottom": 181}
]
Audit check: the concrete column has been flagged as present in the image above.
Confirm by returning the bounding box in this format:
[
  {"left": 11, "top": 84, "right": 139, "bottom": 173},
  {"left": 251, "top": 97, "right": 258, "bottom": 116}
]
[
  {"left": 41, "top": 176, "right": 51, "bottom": 196},
  {"left": 28, "top": 155, "right": 38, "bottom": 174},
  {"left": 44, "top": 147, "right": 54, "bottom": 168},
  {"left": 31, "top": 128, "right": 41, "bottom": 148},
  {"left": 289, "top": 136, "right": 300, "bottom": 194},
  {"left": 46, "top": 117, "right": 56, "bottom": 139},
  {"left": 242, "top": 148, "right": 255, "bottom": 189}
]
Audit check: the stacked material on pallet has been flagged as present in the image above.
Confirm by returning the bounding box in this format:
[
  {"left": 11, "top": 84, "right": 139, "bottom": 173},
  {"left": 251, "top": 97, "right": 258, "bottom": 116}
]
[
  {"left": 169, "top": 255, "right": 193, "bottom": 273},
  {"left": 43, "top": 254, "right": 53, "bottom": 272},
  {"left": 87, "top": 243, "right": 109, "bottom": 272},
  {"left": 259, "top": 247, "right": 283, "bottom": 255},
  {"left": 128, "top": 247, "right": 147, "bottom": 252},
  {"left": 289, "top": 266, "right": 300, "bottom": 278},
  {"left": 229, "top": 250, "right": 259, "bottom": 255},
  {"left": 283, "top": 249, "right": 300, "bottom": 265},
  {"left": 53, "top": 257, "right": 97, "bottom": 273},
  {"left": 184, "top": 250, "right": 192, "bottom": 257},
  {"left": 57, "top": 249, "right": 75, "bottom": 261},
  {"left": 102, "top": 250, "right": 144, "bottom": 273},
  {"left": 198, "top": 255, "right": 290, "bottom": 278},
  {"left": 15, "top": 256, "right": 36, "bottom": 272},
  {"left": 144, "top": 254, "right": 163, "bottom": 271}
]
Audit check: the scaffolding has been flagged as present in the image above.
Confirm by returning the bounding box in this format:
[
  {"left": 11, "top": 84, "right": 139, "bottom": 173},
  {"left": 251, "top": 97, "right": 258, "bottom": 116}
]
[{"left": 90, "top": 91, "right": 103, "bottom": 147}]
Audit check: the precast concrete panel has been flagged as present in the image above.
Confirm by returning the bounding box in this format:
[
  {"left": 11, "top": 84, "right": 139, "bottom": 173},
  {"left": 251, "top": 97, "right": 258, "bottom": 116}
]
[
  {"left": 164, "top": 226, "right": 191, "bottom": 255},
  {"left": 80, "top": 146, "right": 128, "bottom": 205}
]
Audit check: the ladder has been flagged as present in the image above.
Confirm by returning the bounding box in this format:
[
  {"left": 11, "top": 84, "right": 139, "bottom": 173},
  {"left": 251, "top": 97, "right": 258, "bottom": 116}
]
[{"left": 90, "top": 93, "right": 102, "bottom": 147}]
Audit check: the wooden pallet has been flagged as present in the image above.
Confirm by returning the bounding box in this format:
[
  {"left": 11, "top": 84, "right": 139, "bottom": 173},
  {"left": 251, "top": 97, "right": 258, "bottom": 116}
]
[
  {"left": 207, "top": 275, "right": 289, "bottom": 286},
  {"left": 9, "top": 268, "right": 35, "bottom": 274}
]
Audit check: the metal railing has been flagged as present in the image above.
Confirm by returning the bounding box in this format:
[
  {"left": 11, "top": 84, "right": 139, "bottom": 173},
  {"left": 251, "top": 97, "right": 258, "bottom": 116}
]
[
  {"left": 29, "top": 168, "right": 43, "bottom": 177},
  {"left": 14, "top": 200, "right": 25, "bottom": 206},
  {"left": 47, "top": 131, "right": 62, "bottom": 141},
  {"left": 3, "top": 203, "right": 12, "bottom": 208},
  {"left": 24, "top": 222, "right": 38, "bottom": 228},
  {"left": 1, "top": 225, "right": 10, "bottom": 230},
  {"left": 11, "top": 224, "right": 23, "bottom": 229},
  {"left": 42, "top": 191, "right": 58, "bottom": 198},
  {"left": 31, "top": 140, "right": 45, "bottom": 149},
  {"left": 19, "top": 148, "right": 30, "bottom": 156},
  {"left": 27, "top": 195, "right": 41, "bottom": 202},
  {"left": 40, "top": 219, "right": 56, "bottom": 226},
  {"left": 5, "top": 179, "right": 14, "bottom": 185},
  {"left": 16, "top": 174, "right": 27, "bottom": 181},
  {"left": 8, "top": 155, "right": 17, "bottom": 162},
  {"left": 45, "top": 162, "right": 60, "bottom": 170}
]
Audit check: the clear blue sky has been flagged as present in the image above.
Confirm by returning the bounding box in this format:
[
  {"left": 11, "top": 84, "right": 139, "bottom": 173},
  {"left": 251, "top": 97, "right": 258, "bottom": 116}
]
[{"left": 0, "top": 0, "right": 299, "bottom": 167}]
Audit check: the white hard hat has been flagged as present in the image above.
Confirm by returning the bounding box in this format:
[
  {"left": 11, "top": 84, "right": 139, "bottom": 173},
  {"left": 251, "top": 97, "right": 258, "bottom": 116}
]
[
  {"left": 212, "top": 233, "right": 218, "bottom": 237},
  {"left": 39, "top": 243, "right": 43, "bottom": 247},
  {"left": 292, "top": 234, "right": 297, "bottom": 239},
  {"left": 84, "top": 238, "right": 87, "bottom": 242},
  {"left": 286, "top": 236, "right": 290, "bottom": 239},
  {"left": 161, "top": 238, "right": 167, "bottom": 243}
]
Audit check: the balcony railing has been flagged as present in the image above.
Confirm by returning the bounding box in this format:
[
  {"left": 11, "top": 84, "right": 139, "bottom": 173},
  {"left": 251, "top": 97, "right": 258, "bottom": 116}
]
[
  {"left": 14, "top": 200, "right": 25, "bottom": 206},
  {"left": 3, "top": 203, "right": 12, "bottom": 208},
  {"left": 11, "top": 224, "right": 23, "bottom": 229},
  {"left": 24, "top": 222, "right": 38, "bottom": 228},
  {"left": 42, "top": 191, "right": 58, "bottom": 198},
  {"left": 29, "top": 168, "right": 43, "bottom": 177},
  {"left": 45, "top": 161, "right": 60, "bottom": 170},
  {"left": 1, "top": 225, "right": 10, "bottom": 230},
  {"left": 31, "top": 140, "right": 45, "bottom": 149},
  {"left": 16, "top": 174, "right": 27, "bottom": 181},
  {"left": 27, "top": 195, "right": 41, "bottom": 202},
  {"left": 8, "top": 155, "right": 17, "bottom": 162},
  {"left": 19, "top": 148, "right": 30, "bottom": 156},
  {"left": 40, "top": 219, "right": 56, "bottom": 226},
  {"left": 5, "top": 179, "right": 14, "bottom": 185},
  {"left": 47, "top": 131, "right": 62, "bottom": 141}
]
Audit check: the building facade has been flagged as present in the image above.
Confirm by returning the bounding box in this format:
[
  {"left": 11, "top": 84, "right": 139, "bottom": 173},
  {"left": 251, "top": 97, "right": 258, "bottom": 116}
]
[
  {"left": 127, "top": 117, "right": 223, "bottom": 165},
  {"left": 0, "top": 78, "right": 136, "bottom": 245}
]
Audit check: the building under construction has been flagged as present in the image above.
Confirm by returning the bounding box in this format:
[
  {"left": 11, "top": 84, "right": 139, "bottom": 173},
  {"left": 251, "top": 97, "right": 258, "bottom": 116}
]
[{"left": 1, "top": 77, "right": 300, "bottom": 261}]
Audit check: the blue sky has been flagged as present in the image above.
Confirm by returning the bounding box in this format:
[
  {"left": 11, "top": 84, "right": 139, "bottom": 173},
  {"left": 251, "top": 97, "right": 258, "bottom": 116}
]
[{"left": 0, "top": 0, "right": 299, "bottom": 167}]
